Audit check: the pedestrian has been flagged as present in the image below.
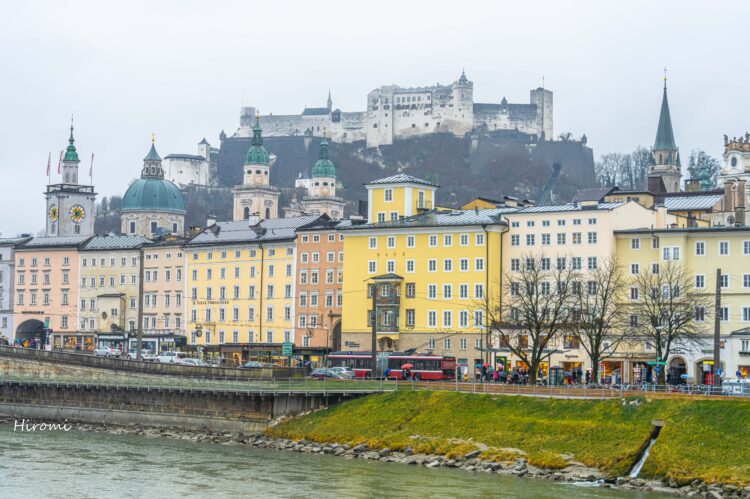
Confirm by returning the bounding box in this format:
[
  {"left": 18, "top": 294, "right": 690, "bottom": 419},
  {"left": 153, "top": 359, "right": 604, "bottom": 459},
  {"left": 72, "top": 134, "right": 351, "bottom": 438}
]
[{"left": 585, "top": 370, "right": 591, "bottom": 385}]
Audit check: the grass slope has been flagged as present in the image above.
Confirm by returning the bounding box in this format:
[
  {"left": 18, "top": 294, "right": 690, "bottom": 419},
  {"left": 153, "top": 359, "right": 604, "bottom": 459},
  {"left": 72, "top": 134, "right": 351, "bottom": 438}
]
[{"left": 267, "top": 391, "right": 750, "bottom": 485}]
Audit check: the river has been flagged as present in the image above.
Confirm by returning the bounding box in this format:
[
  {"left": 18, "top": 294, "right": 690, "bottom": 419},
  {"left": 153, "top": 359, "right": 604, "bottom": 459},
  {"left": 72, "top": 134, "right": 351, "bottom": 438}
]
[{"left": 0, "top": 423, "right": 666, "bottom": 498}]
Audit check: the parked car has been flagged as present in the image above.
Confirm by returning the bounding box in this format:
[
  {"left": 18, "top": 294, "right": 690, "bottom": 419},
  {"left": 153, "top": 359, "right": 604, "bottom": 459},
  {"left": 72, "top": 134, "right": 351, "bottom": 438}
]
[
  {"left": 154, "top": 351, "right": 187, "bottom": 364},
  {"left": 181, "top": 358, "right": 210, "bottom": 367},
  {"left": 93, "top": 346, "right": 121, "bottom": 358},
  {"left": 240, "top": 361, "right": 268, "bottom": 369},
  {"left": 329, "top": 366, "right": 356, "bottom": 379},
  {"left": 127, "top": 349, "right": 157, "bottom": 361},
  {"left": 308, "top": 368, "right": 344, "bottom": 380}
]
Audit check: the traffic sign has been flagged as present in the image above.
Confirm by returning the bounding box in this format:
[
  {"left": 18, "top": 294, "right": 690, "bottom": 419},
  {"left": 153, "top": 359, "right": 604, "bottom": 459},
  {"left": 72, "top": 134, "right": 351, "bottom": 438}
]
[
  {"left": 647, "top": 361, "right": 667, "bottom": 365},
  {"left": 282, "top": 341, "right": 293, "bottom": 356},
  {"left": 44, "top": 317, "right": 50, "bottom": 328}
]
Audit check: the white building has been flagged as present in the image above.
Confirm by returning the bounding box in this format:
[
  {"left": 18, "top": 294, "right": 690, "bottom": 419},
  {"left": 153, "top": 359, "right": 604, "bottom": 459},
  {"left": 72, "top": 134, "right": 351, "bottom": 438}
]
[
  {"left": 164, "top": 138, "right": 217, "bottom": 188},
  {"left": 0, "top": 237, "right": 30, "bottom": 341}
]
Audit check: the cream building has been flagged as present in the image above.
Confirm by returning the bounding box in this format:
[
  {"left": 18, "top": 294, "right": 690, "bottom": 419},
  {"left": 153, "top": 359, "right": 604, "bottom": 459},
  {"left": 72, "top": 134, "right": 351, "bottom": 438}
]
[{"left": 78, "top": 236, "right": 149, "bottom": 350}]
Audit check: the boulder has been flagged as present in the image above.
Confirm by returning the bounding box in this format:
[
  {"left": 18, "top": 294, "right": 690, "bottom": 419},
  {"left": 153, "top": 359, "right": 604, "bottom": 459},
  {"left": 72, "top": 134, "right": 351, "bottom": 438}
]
[{"left": 464, "top": 450, "right": 481, "bottom": 459}]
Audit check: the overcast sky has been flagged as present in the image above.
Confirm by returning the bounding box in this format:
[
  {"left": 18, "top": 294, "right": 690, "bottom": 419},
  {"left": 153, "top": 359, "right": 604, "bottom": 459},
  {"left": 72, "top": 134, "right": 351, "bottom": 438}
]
[{"left": 1, "top": 1, "right": 748, "bottom": 237}]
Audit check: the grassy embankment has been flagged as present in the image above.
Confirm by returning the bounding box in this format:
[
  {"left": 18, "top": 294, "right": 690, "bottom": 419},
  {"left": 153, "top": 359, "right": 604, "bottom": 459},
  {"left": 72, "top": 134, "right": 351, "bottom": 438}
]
[{"left": 267, "top": 391, "right": 750, "bottom": 485}]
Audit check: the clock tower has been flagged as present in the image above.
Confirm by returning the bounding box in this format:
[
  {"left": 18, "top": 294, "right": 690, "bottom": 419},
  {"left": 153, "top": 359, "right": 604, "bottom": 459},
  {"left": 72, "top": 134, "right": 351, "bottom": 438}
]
[{"left": 45, "top": 122, "right": 97, "bottom": 237}]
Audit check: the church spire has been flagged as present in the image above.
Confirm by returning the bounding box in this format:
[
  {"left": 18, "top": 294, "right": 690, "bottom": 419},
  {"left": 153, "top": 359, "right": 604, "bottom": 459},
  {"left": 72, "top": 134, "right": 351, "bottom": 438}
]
[
  {"left": 654, "top": 70, "right": 676, "bottom": 151},
  {"left": 64, "top": 117, "right": 79, "bottom": 162},
  {"left": 327, "top": 90, "right": 332, "bottom": 111}
]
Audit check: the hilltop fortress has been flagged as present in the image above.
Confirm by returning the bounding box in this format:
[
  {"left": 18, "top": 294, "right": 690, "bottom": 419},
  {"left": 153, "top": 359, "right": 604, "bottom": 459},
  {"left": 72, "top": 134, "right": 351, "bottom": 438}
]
[{"left": 231, "top": 71, "right": 553, "bottom": 147}]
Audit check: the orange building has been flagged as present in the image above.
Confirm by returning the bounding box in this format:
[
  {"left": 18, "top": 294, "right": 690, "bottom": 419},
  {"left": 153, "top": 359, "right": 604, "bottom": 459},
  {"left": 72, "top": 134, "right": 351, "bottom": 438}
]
[
  {"left": 295, "top": 218, "right": 359, "bottom": 359},
  {"left": 13, "top": 236, "right": 92, "bottom": 349}
]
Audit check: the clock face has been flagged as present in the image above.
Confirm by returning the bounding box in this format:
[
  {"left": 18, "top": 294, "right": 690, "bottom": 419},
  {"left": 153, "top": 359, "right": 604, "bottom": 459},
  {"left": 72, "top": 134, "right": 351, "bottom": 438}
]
[
  {"left": 69, "top": 205, "right": 85, "bottom": 224},
  {"left": 48, "top": 205, "right": 58, "bottom": 222}
]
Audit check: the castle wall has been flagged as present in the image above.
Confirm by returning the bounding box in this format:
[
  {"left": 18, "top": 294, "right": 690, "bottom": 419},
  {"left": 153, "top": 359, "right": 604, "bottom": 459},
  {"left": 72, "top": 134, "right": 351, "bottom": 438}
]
[{"left": 165, "top": 156, "right": 211, "bottom": 188}]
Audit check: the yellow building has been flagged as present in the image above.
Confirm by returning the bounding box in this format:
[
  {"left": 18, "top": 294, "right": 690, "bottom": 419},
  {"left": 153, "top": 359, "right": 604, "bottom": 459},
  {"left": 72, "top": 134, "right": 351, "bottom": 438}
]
[
  {"left": 185, "top": 215, "right": 324, "bottom": 363},
  {"left": 342, "top": 174, "right": 506, "bottom": 366},
  {"left": 616, "top": 226, "right": 750, "bottom": 383},
  {"left": 78, "top": 236, "right": 149, "bottom": 350}
]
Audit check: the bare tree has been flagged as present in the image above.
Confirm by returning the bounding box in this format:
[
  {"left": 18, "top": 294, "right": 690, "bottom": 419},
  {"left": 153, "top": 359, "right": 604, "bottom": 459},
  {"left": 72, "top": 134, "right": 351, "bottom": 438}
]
[
  {"left": 482, "top": 254, "right": 575, "bottom": 383},
  {"left": 629, "top": 261, "right": 712, "bottom": 383},
  {"left": 688, "top": 149, "right": 721, "bottom": 189},
  {"left": 629, "top": 146, "right": 651, "bottom": 190},
  {"left": 568, "top": 255, "right": 629, "bottom": 384},
  {"left": 595, "top": 152, "right": 624, "bottom": 186}
]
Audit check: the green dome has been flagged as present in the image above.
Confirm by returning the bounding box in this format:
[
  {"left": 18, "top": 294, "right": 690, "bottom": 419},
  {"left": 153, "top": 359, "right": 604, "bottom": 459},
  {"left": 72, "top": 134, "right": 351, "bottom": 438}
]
[
  {"left": 63, "top": 125, "right": 79, "bottom": 162},
  {"left": 121, "top": 177, "right": 186, "bottom": 214},
  {"left": 311, "top": 138, "right": 336, "bottom": 178},
  {"left": 244, "top": 119, "right": 270, "bottom": 165}
]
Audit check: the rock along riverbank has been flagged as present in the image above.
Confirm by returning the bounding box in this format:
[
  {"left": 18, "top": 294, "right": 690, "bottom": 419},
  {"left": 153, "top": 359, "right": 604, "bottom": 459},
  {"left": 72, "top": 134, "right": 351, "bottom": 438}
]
[{"left": 3, "top": 419, "right": 744, "bottom": 498}]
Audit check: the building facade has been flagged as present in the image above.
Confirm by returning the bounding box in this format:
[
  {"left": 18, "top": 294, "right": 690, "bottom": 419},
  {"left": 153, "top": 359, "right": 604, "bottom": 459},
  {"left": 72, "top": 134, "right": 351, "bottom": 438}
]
[
  {"left": 78, "top": 236, "right": 148, "bottom": 350},
  {"left": 13, "top": 236, "right": 91, "bottom": 349},
  {"left": 294, "top": 219, "right": 349, "bottom": 356},
  {"left": 45, "top": 125, "right": 97, "bottom": 237},
  {"left": 185, "top": 216, "right": 323, "bottom": 363},
  {"left": 121, "top": 138, "right": 187, "bottom": 237},
  {"left": 141, "top": 238, "right": 187, "bottom": 352},
  {"left": 616, "top": 226, "right": 750, "bottom": 383},
  {"left": 341, "top": 175, "right": 506, "bottom": 365},
  {"left": 164, "top": 138, "right": 217, "bottom": 188},
  {"left": 233, "top": 119, "right": 280, "bottom": 221},
  {"left": 0, "top": 237, "right": 30, "bottom": 340}
]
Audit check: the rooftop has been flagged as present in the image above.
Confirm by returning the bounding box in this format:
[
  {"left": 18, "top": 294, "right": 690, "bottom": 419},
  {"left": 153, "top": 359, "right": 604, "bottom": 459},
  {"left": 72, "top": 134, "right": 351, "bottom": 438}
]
[
  {"left": 18, "top": 236, "right": 92, "bottom": 249},
  {"left": 344, "top": 208, "right": 513, "bottom": 231},
  {"left": 366, "top": 174, "right": 438, "bottom": 187},
  {"left": 662, "top": 194, "right": 723, "bottom": 211},
  {"left": 186, "top": 215, "right": 323, "bottom": 246},
  {"left": 615, "top": 225, "right": 750, "bottom": 235},
  {"left": 82, "top": 235, "right": 151, "bottom": 250}
]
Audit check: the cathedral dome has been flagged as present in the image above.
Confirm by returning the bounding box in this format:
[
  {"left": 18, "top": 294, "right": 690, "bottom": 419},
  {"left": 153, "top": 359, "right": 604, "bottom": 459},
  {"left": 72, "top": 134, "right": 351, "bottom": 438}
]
[
  {"left": 244, "top": 119, "right": 270, "bottom": 166},
  {"left": 121, "top": 177, "right": 186, "bottom": 214},
  {"left": 311, "top": 137, "right": 336, "bottom": 178}
]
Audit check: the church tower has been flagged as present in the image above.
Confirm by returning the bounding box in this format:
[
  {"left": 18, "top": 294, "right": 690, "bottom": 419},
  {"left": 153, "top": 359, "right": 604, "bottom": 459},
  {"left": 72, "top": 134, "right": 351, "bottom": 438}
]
[
  {"left": 285, "top": 135, "right": 346, "bottom": 219},
  {"left": 648, "top": 77, "right": 682, "bottom": 193},
  {"left": 233, "top": 116, "right": 280, "bottom": 221},
  {"left": 45, "top": 122, "right": 96, "bottom": 237}
]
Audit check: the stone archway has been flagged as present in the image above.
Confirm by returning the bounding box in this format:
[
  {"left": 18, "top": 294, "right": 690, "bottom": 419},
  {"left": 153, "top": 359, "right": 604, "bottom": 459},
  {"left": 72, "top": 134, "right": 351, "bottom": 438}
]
[
  {"left": 695, "top": 358, "right": 725, "bottom": 385},
  {"left": 15, "top": 319, "right": 44, "bottom": 344},
  {"left": 668, "top": 356, "right": 687, "bottom": 384},
  {"left": 331, "top": 321, "right": 342, "bottom": 352}
]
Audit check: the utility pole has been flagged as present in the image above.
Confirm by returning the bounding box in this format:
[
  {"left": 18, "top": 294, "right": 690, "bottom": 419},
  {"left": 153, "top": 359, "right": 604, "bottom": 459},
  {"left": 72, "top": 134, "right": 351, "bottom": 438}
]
[
  {"left": 713, "top": 268, "right": 722, "bottom": 387},
  {"left": 371, "top": 284, "right": 377, "bottom": 379}
]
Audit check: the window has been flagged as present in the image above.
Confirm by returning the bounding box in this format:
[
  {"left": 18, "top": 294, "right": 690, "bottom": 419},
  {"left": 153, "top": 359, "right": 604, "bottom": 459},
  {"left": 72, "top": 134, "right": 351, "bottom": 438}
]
[
  {"left": 406, "top": 309, "right": 415, "bottom": 327},
  {"left": 572, "top": 233, "right": 581, "bottom": 245},
  {"left": 541, "top": 258, "right": 550, "bottom": 271},
  {"left": 695, "top": 275, "right": 705, "bottom": 289},
  {"left": 428, "top": 259, "right": 437, "bottom": 272},
  {"left": 743, "top": 307, "right": 750, "bottom": 323},
  {"left": 459, "top": 311, "right": 469, "bottom": 328},
  {"left": 386, "top": 260, "right": 395, "bottom": 273},
  {"left": 459, "top": 284, "right": 468, "bottom": 299},
  {"left": 460, "top": 234, "right": 469, "bottom": 246},
  {"left": 573, "top": 219, "right": 581, "bottom": 225},
  {"left": 429, "top": 235, "right": 438, "bottom": 247},
  {"left": 526, "top": 220, "right": 535, "bottom": 228},
  {"left": 630, "top": 287, "right": 639, "bottom": 300},
  {"left": 511, "top": 235, "right": 520, "bottom": 246},
  {"left": 556, "top": 257, "right": 566, "bottom": 270},
  {"left": 428, "top": 311, "right": 437, "bottom": 327},
  {"left": 475, "top": 233, "right": 484, "bottom": 246},
  {"left": 406, "top": 236, "right": 415, "bottom": 248},
  {"left": 406, "top": 260, "right": 415, "bottom": 273},
  {"left": 384, "top": 188, "right": 393, "bottom": 201},
  {"left": 526, "top": 234, "right": 535, "bottom": 246},
  {"left": 744, "top": 274, "right": 750, "bottom": 288},
  {"left": 720, "top": 274, "right": 729, "bottom": 289},
  {"left": 443, "top": 259, "right": 452, "bottom": 272},
  {"left": 443, "top": 234, "right": 453, "bottom": 247},
  {"left": 405, "top": 283, "right": 415, "bottom": 298},
  {"left": 695, "top": 241, "right": 705, "bottom": 256},
  {"left": 587, "top": 232, "right": 597, "bottom": 244},
  {"left": 459, "top": 338, "right": 467, "bottom": 350},
  {"left": 695, "top": 307, "right": 705, "bottom": 322},
  {"left": 428, "top": 284, "right": 437, "bottom": 299},
  {"left": 474, "top": 283, "right": 484, "bottom": 299},
  {"left": 630, "top": 263, "right": 640, "bottom": 275},
  {"left": 266, "top": 306, "right": 273, "bottom": 320},
  {"left": 368, "top": 237, "right": 377, "bottom": 249},
  {"left": 744, "top": 240, "right": 750, "bottom": 255},
  {"left": 631, "top": 238, "right": 640, "bottom": 250},
  {"left": 719, "top": 241, "right": 729, "bottom": 256},
  {"left": 443, "top": 338, "right": 451, "bottom": 349},
  {"left": 557, "top": 219, "right": 566, "bottom": 227},
  {"left": 587, "top": 256, "right": 597, "bottom": 270},
  {"left": 368, "top": 261, "right": 376, "bottom": 274},
  {"left": 629, "top": 314, "right": 639, "bottom": 327},
  {"left": 720, "top": 306, "right": 729, "bottom": 322},
  {"left": 443, "top": 284, "right": 452, "bottom": 299},
  {"left": 387, "top": 236, "right": 395, "bottom": 248},
  {"left": 428, "top": 338, "right": 436, "bottom": 350}
]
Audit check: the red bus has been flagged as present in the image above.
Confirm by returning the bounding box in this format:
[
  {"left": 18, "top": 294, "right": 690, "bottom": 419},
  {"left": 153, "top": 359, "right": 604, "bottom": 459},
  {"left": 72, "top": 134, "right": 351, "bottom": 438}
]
[{"left": 327, "top": 351, "right": 455, "bottom": 380}]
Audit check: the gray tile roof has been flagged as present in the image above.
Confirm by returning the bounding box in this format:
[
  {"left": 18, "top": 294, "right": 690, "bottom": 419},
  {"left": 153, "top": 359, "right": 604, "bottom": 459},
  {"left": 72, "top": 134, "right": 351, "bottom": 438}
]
[
  {"left": 512, "top": 202, "right": 623, "bottom": 214},
  {"left": 19, "top": 235, "right": 92, "bottom": 248},
  {"left": 662, "top": 194, "right": 722, "bottom": 211},
  {"left": 186, "top": 215, "right": 323, "bottom": 246},
  {"left": 82, "top": 235, "right": 151, "bottom": 250},
  {"left": 573, "top": 187, "right": 615, "bottom": 203},
  {"left": 367, "top": 174, "right": 438, "bottom": 187},
  {"left": 301, "top": 107, "right": 329, "bottom": 116},
  {"left": 344, "top": 208, "right": 514, "bottom": 230},
  {"left": 0, "top": 236, "right": 32, "bottom": 246}
]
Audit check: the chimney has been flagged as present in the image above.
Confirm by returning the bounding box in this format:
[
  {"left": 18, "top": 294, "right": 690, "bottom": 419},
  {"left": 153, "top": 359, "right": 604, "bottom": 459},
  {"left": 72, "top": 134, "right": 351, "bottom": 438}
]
[
  {"left": 685, "top": 179, "right": 700, "bottom": 193},
  {"left": 735, "top": 179, "right": 746, "bottom": 226},
  {"left": 207, "top": 214, "right": 217, "bottom": 227},
  {"left": 188, "top": 226, "right": 202, "bottom": 237},
  {"left": 724, "top": 180, "right": 735, "bottom": 213}
]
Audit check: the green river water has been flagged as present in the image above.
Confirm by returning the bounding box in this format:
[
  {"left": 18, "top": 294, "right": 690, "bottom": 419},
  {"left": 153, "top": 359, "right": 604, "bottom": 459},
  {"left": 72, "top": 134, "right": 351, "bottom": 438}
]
[{"left": 0, "top": 422, "right": 667, "bottom": 498}]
